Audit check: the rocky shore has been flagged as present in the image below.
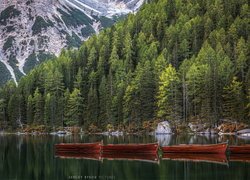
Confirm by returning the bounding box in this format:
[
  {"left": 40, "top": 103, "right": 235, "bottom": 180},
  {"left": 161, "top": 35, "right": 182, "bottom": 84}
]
[{"left": 1, "top": 119, "right": 249, "bottom": 137}]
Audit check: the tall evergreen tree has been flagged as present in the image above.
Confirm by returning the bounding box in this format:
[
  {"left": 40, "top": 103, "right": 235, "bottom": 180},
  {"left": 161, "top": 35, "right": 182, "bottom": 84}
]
[
  {"left": 157, "top": 64, "right": 181, "bottom": 125},
  {"left": 33, "top": 88, "right": 44, "bottom": 125},
  {"left": 222, "top": 77, "right": 245, "bottom": 121}
]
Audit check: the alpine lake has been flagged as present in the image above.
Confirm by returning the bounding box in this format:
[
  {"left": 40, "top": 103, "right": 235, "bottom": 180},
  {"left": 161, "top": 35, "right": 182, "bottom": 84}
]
[{"left": 0, "top": 134, "right": 249, "bottom": 180}]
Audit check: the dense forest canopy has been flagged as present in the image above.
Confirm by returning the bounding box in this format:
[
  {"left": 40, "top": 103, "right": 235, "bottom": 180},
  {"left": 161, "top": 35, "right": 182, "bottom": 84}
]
[{"left": 0, "top": 0, "right": 249, "bottom": 131}]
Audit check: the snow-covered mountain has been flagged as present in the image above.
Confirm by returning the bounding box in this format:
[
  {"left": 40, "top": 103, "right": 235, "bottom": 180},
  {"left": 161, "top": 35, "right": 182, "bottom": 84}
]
[{"left": 0, "top": 0, "right": 144, "bottom": 84}]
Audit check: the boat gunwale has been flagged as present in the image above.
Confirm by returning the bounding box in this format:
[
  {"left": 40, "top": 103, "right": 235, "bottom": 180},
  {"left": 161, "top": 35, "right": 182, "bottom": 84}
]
[
  {"left": 102, "top": 142, "right": 158, "bottom": 146},
  {"left": 161, "top": 142, "right": 228, "bottom": 148},
  {"left": 160, "top": 142, "right": 228, "bottom": 154},
  {"left": 56, "top": 142, "right": 102, "bottom": 146}
]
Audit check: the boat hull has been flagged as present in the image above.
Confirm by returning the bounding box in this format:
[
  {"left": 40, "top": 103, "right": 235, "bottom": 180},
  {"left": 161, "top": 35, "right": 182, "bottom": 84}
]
[
  {"left": 102, "top": 143, "right": 159, "bottom": 154},
  {"left": 229, "top": 145, "right": 250, "bottom": 154},
  {"left": 161, "top": 143, "right": 227, "bottom": 154},
  {"left": 55, "top": 142, "right": 102, "bottom": 154}
]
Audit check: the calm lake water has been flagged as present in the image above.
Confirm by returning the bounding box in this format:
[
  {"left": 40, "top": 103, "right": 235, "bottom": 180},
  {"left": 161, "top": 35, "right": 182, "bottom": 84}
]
[{"left": 0, "top": 134, "right": 250, "bottom": 180}]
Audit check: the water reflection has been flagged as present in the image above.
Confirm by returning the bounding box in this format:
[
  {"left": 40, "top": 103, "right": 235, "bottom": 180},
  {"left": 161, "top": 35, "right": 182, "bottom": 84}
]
[
  {"left": 0, "top": 134, "right": 250, "bottom": 180},
  {"left": 162, "top": 153, "right": 228, "bottom": 166},
  {"left": 155, "top": 135, "right": 172, "bottom": 146}
]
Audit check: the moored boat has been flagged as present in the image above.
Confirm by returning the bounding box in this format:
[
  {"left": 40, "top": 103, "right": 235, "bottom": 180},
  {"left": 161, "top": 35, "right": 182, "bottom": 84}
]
[
  {"left": 55, "top": 142, "right": 102, "bottom": 154},
  {"left": 102, "top": 143, "right": 159, "bottom": 154},
  {"left": 229, "top": 144, "right": 250, "bottom": 154},
  {"left": 161, "top": 142, "right": 228, "bottom": 154},
  {"left": 162, "top": 153, "right": 228, "bottom": 165}
]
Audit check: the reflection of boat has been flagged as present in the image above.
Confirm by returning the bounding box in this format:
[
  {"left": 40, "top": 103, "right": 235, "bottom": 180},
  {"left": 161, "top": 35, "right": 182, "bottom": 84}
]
[
  {"left": 55, "top": 142, "right": 102, "bottom": 153},
  {"left": 229, "top": 154, "right": 250, "bottom": 162},
  {"left": 102, "top": 153, "right": 159, "bottom": 164},
  {"left": 102, "top": 143, "right": 159, "bottom": 154},
  {"left": 161, "top": 142, "right": 228, "bottom": 154},
  {"left": 162, "top": 153, "right": 228, "bottom": 165},
  {"left": 229, "top": 145, "right": 250, "bottom": 154},
  {"left": 55, "top": 152, "right": 159, "bottom": 163},
  {"left": 55, "top": 151, "right": 101, "bottom": 161}
]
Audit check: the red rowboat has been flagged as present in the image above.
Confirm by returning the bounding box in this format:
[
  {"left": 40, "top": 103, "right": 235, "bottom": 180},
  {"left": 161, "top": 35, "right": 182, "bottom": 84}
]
[
  {"left": 162, "top": 153, "right": 228, "bottom": 165},
  {"left": 101, "top": 153, "right": 159, "bottom": 163},
  {"left": 229, "top": 145, "right": 250, "bottom": 154},
  {"left": 55, "top": 142, "right": 102, "bottom": 154},
  {"left": 102, "top": 143, "right": 159, "bottom": 154},
  {"left": 161, "top": 142, "right": 228, "bottom": 154}
]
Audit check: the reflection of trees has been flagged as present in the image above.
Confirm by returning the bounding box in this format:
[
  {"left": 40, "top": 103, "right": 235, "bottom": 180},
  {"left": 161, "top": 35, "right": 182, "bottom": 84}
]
[
  {"left": 0, "top": 135, "right": 250, "bottom": 179},
  {"left": 189, "top": 134, "right": 219, "bottom": 144}
]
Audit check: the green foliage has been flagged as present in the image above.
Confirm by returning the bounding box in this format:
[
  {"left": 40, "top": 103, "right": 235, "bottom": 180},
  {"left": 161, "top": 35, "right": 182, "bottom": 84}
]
[
  {"left": 32, "top": 16, "right": 53, "bottom": 35},
  {"left": 157, "top": 64, "right": 181, "bottom": 124},
  {"left": 81, "top": 26, "right": 95, "bottom": 37},
  {"left": 57, "top": 7, "right": 92, "bottom": 27},
  {"left": 97, "top": 16, "right": 116, "bottom": 28},
  {"left": 222, "top": 77, "right": 245, "bottom": 121},
  {"left": 66, "top": 32, "right": 82, "bottom": 47},
  {"left": 0, "top": 0, "right": 249, "bottom": 130},
  {"left": 0, "top": 5, "right": 21, "bottom": 26},
  {"left": 3, "top": 36, "right": 15, "bottom": 51},
  {"left": 33, "top": 88, "right": 44, "bottom": 125},
  {"left": 65, "top": 88, "right": 83, "bottom": 126},
  {"left": 0, "top": 62, "right": 12, "bottom": 85}
]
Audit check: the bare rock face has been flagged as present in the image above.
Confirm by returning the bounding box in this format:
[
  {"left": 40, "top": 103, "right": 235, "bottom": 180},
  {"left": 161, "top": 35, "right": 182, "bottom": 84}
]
[
  {"left": 155, "top": 121, "right": 172, "bottom": 134},
  {"left": 0, "top": 0, "right": 144, "bottom": 84}
]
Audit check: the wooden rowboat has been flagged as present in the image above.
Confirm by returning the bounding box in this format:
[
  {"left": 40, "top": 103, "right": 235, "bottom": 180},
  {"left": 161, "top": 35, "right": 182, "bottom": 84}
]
[
  {"left": 102, "top": 143, "right": 159, "bottom": 154},
  {"left": 55, "top": 142, "right": 102, "bottom": 154},
  {"left": 229, "top": 145, "right": 250, "bottom": 154},
  {"left": 101, "top": 153, "right": 159, "bottom": 164},
  {"left": 162, "top": 153, "right": 228, "bottom": 165},
  {"left": 161, "top": 142, "right": 228, "bottom": 154}
]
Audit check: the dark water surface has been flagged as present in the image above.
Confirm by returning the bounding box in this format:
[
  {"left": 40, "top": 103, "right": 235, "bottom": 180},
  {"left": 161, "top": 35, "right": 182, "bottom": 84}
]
[{"left": 0, "top": 134, "right": 250, "bottom": 180}]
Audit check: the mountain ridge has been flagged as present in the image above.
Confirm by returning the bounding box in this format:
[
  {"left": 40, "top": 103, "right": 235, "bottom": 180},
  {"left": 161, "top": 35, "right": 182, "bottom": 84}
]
[{"left": 0, "top": 0, "right": 144, "bottom": 84}]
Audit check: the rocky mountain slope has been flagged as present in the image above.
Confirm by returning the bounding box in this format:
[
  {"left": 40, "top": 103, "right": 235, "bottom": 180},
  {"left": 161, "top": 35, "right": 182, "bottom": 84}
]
[{"left": 0, "top": 0, "right": 144, "bottom": 84}]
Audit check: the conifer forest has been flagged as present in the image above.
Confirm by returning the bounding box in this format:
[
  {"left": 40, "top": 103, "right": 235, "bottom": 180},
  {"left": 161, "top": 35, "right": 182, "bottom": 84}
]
[{"left": 0, "top": 0, "right": 249, "bottom": 131}]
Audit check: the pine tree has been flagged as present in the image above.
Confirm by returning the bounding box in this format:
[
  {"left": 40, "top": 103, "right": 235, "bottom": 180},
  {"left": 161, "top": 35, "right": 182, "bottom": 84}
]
[
  {"left": 65, "top": 88, "right": 83, "bottom": 126},
  {"left": 33, "top": 88, "right": 44, "bottom": 125},
  {"left": 235, "top": 37, "right": 248, "bottom": 81},
  {"left": 157, "top": 64, "right": 181, "bottom": 125},
  {"left": 123, "top": 32, "right": 134, "bottom": 72},
  {"left": 27, "top": 95, "right": 34, "bottom": 125},
  {"left": 98, "top": 76, "right": 108, "bottom": 126},
  {"left": 222, "top": 77, "right": 245, "bottom": 121},
  {"left": 0, "top": 99, "right": 6, "bottom": 126},
  {"left": 87, "top": 86, "right": 98, "bottom": 125},
  {"left": 44, "top": 93, "right": 52, "bottom": 126}
]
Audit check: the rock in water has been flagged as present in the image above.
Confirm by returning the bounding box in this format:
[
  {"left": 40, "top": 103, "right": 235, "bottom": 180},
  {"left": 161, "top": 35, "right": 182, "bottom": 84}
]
[{"left": 155, "top": 121, "right": 172, "bottom": 134}]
